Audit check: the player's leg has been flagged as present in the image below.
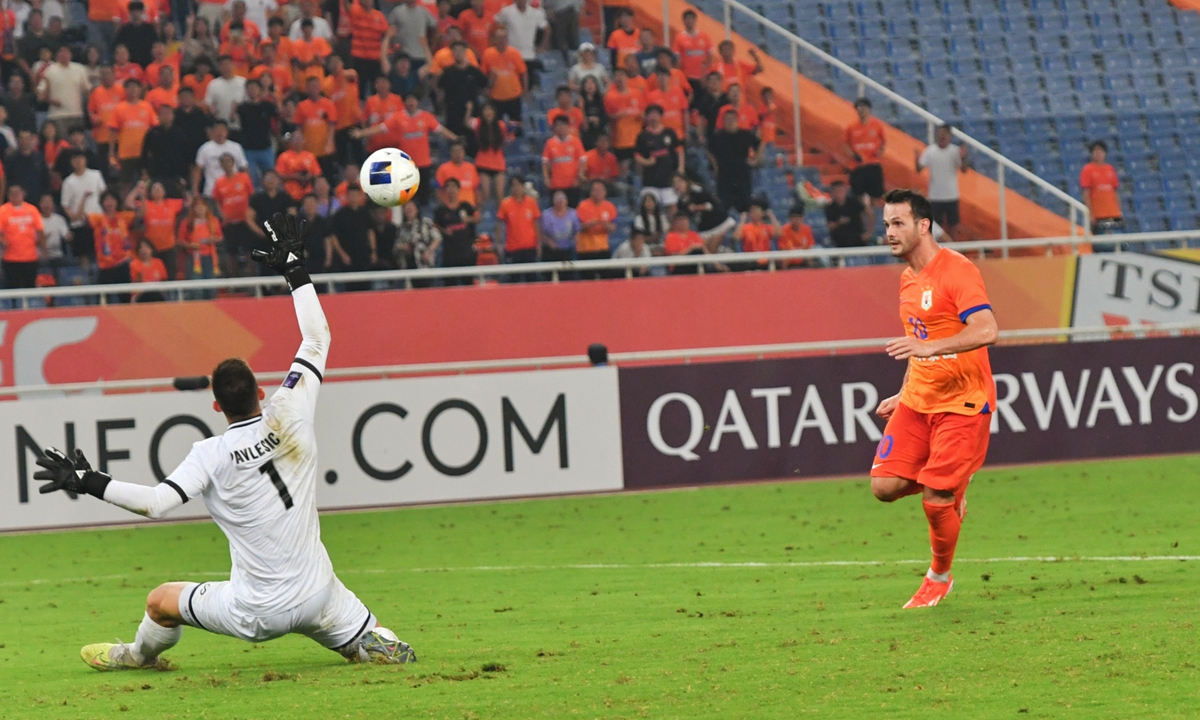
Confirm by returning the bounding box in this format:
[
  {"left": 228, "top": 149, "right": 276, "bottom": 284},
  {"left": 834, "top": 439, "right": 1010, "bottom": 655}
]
[
  {"left": 301, "top": 576, "right": 416, "bottom": 664},
  {"left": 869, "top": 402, "right": 931, "bottom": 502},
  {"left": 81, "top": 582, "right": 188, "bottom": 671}
]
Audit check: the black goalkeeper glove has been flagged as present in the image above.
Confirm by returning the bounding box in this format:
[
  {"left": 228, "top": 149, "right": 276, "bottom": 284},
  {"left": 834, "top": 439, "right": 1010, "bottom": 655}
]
[
  {"left": 34, "top": 448, "right": 112, "bottom": 499},
  {"left": 253, "top": 212, "right": 311, "bottom": 289}
]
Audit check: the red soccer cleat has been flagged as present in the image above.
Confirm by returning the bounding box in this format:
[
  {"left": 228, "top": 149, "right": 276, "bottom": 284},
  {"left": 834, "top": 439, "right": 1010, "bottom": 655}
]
[{"left": 903, "top": 575, "right": 954, "bottom": 609}]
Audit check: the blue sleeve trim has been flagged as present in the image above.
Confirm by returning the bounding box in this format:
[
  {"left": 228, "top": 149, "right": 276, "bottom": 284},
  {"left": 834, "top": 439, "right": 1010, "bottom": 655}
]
[{"left": 959, "top": 304, "right": 992, "bottom": 323}]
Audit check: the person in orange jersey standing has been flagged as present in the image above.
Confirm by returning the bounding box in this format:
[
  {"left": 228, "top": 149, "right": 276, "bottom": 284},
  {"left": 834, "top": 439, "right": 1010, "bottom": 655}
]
[
  {"left": 869, "top": 189, "right": 998, "bottom": 610},
  {"left": 0, "top": 184, "right": 45, "bottom": 289}
]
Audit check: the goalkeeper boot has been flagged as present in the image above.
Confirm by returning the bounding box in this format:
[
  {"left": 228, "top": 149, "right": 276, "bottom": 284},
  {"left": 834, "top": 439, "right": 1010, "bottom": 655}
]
[
  {"left": 81, "top": 640, "right": 157, "bottom": 671},
  {"left": 350, "top": 627, "right": 417, "bottom": 664}
]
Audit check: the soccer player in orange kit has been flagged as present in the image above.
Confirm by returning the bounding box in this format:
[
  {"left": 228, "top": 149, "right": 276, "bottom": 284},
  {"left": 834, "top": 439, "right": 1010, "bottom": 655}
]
[{"left": 869, "top": 189, "right": 998, "bottom": 609}]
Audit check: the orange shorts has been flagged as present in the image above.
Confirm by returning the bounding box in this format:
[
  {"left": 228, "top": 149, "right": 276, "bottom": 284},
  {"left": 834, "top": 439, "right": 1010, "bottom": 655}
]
[{"left": 869, "top": 402, "right": 990, "bottom": 492}]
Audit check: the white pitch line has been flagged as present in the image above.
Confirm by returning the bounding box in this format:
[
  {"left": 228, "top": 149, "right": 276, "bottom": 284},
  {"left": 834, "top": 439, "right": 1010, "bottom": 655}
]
[{"left": 2, "top": 556, "right": 1196, "bottom": 588}]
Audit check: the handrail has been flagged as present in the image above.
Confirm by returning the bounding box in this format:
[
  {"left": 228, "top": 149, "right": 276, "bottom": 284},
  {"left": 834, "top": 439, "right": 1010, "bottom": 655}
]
[
  {"left": 2, "top": 230, "right": 1197, "bottom": 306},
  {"left": 717, "top": 0, "right": 1092, "bottom": 238},
  {"left": 4, "top": 319, "right": 1197, "bottom": 398}
]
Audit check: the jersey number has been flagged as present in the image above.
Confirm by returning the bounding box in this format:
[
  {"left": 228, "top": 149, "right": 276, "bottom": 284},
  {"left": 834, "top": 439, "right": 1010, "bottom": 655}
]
[
  {"left": 259, "top": 460, "right": 294, "bottom": 510},
  {"left": 908, "top": 317, "right": 929, "bottom": 340}
]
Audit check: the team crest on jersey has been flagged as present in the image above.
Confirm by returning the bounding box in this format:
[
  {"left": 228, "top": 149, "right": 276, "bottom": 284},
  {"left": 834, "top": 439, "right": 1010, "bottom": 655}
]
[{"left": 921, "top": 289, "right": 933, "bottom": 310}]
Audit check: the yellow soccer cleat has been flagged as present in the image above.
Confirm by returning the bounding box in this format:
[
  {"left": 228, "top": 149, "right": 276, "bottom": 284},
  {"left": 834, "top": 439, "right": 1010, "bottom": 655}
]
[{"left": 80, "top": 641, "right": 156, "bottom": 672}]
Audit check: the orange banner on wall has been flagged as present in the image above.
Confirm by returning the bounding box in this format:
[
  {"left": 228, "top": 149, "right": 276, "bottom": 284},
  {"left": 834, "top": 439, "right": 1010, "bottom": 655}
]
[{"left": 0, "top": 255, "right": 1075, "bottom": 386}]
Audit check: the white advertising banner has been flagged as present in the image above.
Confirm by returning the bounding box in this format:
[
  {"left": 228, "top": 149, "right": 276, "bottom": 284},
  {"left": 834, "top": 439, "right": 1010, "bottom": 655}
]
[
  {"left": 1072, "top": 253, "right": 1200, "bottom": 327},
  {"left": 0, "top": 367, "right": 624, "bottom": 532}
]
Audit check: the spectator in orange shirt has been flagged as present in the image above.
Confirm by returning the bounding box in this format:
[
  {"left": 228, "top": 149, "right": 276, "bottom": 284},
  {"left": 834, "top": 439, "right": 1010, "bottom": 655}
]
[
  {"left": 220, "top": 0, "right": 262, "bottom": 44},
  {"left": 112, "top": 45, "right": 145, "bottom": 85},
  {"left": 718, "top": 83, "right": 760, "bottom": 133},
  {"left": 363, "top": 75, "right": 405, "bottom": 154},
  {"left": 130, "top": 238, "right": 169, "bottom": 302},
  {"left": 779, "top": 206, "right": 816, "bottom": 267},
  {"left": 178, "top": 195, "right": 224, "bottom": 295},
  {"left": 758, "top": 86, "right": 778, "bottom": 146},
  {"left": 471, "top": 102, "right": 511, "bottom": 206},
  {"left": 672, "top": 10, "right": 713, "bottom": 95},
  {"left": 457, "top": 0, "right": 494, "bottom": 59},
  {"left": 211, "top": 153, "right": 255, "bottom": 276},
  {"left": 219, "top": 21, "right": 260, "bottom": 78},
  {"left": 542, "top": 115, "right": 586, "bottom": 206},
  {"left": 623, "top": 55, "right": 648, "bottom": 96},
  {"left": 547, "top": 85, "right": 584, "bottom": 137},
  {"left": 582, "top": 132, "right": 621, "bottom": 191},
  {"left": 575, "top": 179, "right": 618, "bottom": 274},
  {"left": 429, "top": 25, "right": 479, "bottom": 75},
  {"left": 182, "top": 58, "right": 214, "bottom": 107},
  {"left": 292, "top": 18, "right": 333, "bottom": 71},
  {"left": 0, "top": 184, "right": 45, "bottom": 289},
  {"left": 145, "top": 41, "right": 182, "bottom": 89},
  {"left": 645, "top": 67, "right": 689, "bottom": 139},
  {"left": 733, "top": 200, "right": 780, "bottom": 269},
  {"left": 275, "top": 131, "right": 323, "bottom": 201},
  {"left": 606, "top": 9, "right": 639, "bottom": 69},
  {"left": 713, "top": 39, "right": 762, "bottom": 90},
  {"left": 652, "top": 49, "right": 693, "bottom": 98},
  {"left": 265, "top": 17, "right": 295, "bottom": 63},
  {"left": 352, "top": 92, "right": 458, "bottom": 208},
  {"left": 295, "top": 76, "right": 338, "bottom": 177},
  {"left": 108, "top": 79, "right": 159, "bottom": 190},
  {"left": 321, "top": 58, "right": 363, "bottom": 166},
  {"left": 345, "top": 0, "right": 390, "bottom": 99},
  {"left": 1080, "top": 140, "right": 1123, "bottom": 235},
  {"left": 127, "top": 179, "right": 184, "bottom": 280},
  {"left": 145, "top": 66, "right": 179, "bottom": 110},
  {"left": 480, "top": 26, "right": 527, "bottom": 123},
  {"left": 664, "top": 211, "right": 710, "bottom": 275},
  {"left": 435, "top": 142, "right": 481, "bottom": 207},
  {"left": 496, "top": 174, "right": 542, "bottom": 275},
  {"left": 88, "top": 67, "right": 125, "bottom": 172},
  {"left": 90, "top": 191, "right": 135, "bottom": 300},
  {"left": 603, "top": 68, "right": 645, "bottom": 176},
  {"left": 844, "top": 97, "right": 888, "bottom": 204}
]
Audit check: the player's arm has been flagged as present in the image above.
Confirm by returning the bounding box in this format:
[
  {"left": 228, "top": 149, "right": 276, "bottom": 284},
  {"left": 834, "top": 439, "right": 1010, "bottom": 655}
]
[
  {"left": 33, "top": 448, "right": 191, "bottom": 520},
  {"left": 886, "top": 308, "right": 998, "bottom": 360}
]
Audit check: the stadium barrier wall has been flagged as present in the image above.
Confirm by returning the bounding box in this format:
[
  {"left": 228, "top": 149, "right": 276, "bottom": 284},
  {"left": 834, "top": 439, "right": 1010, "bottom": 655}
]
[
  {"left": 1071, "top": 252, "right": 1200, "bottom": 327},
  {"left": 618, "top": 336, "right": 1200, "bottom": 488},
  {"left": 0, "top": 367, "right": 623, "bottom": 532},
  {"left": 0, "top": 255, "right": 1074, "bottom": 387}
]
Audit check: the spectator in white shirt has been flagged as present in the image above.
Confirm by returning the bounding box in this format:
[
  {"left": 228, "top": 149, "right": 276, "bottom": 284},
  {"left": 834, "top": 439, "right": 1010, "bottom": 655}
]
[
  {"left": 193, "top": 119, "right": 249, "bottom": 195},
  {"left": 38, "top": 192, "right": 71, "bottom": 265},
  {"left": 230, "top": 0, "right": 278, "bottom": 36},
  {"left": 915, "top": 123, "right": 968, "bottom": 241},
  {"left": 494, "top": 0, "right": 548, "bottom": 86},
  {"left": 36, "top": 46, "right": 91, "bottom": 134},
  {"left": 205, "top": 56, "right": 248, "bottom": 126},
  {"left": 60, "top": 151, "right": 107, "bottom": 265},
  {"left": 288, "top": 0, "right": 333, "bottom": 40},
  {"left": 612, "top": 228, "right": 652, "bottom": 275}
]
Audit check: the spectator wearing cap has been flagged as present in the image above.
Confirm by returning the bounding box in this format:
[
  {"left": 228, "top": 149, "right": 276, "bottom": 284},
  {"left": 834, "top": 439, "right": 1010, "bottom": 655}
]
[
  {"left": 844, "top": 97, "right": 887, "bottom": 205},
  {"left": 713, "top": 39, "right": 761, "bottom": 91},
  {"left": 193, "top": 119, "right": 249, "bottom": 195},
  {"left": 437, "top": 40, "right": 489, "bottom": 137},
  {"left": 543, "top": 115, "right": 586, "bottom": 207},
  {"left": 545, "top": 0, "right": 583, "bottom": 63},
  {"left": 538, "top": 187, "right": 580, "bottom": 265},
  {"left": 604, "top": 68, "right": 645, "bottom": 177},
  {"left": 606, "top": 9, "right": 639, "bottom": 69},
  {"left": 480, "top": 26, "right": 527, "bottom": 124},
  {"left": 672, "top": 10, "right": 713, "bottom": 96},
  {"left": 1080, "top": 140, "right": 1123, "bottom": 236},
  {"left": 707, "top": 107, "right": 761, "bottom": 213},
  {"left": 206, "top": 56, "right": 248, "bottom": 127},
  {"left": 824, "top": 179, "right": 872, "bottom": 249},
  {"left": 36, "top": 45, "right": 90, "bottom": 136},
  {"left": 634, "top": 104, "right": 683, "bottom": 210},
  {"left": 496, "top": 175, "right": 542, "bottom": 279},
  {"left": 387, "top": 0, "right": 437, "bottom": 67},
  {"left": 494, "top": 0, "right": 548, "bottom": 87},
  {"left": 141, "top": 104, "right": 190, "bottom": 196},
  {"left": 779, "top": 206, "right": 816, "bottom": 267},
  {"left": 113, "top": 1, "right": 157, "bottom": 66},
  {"left": 568, "top": 42, "right": 608, "bottom": 93}
]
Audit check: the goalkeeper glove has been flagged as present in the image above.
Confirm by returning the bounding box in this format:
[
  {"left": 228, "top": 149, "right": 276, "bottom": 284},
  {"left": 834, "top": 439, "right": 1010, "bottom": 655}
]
[
  {"left": 253, "top": 212, "right": 311, "bottom": 289},
  {"left": 35, "top": 448, "right": 112, "bottom": 499}
]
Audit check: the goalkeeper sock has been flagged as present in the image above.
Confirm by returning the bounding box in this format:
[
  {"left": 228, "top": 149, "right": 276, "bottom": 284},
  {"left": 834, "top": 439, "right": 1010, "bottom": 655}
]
[
  {"left": 923, "top": 500, "right": 962, "bottom": 576},
  {"left": 131, "top": 612, "right": 182, "bottom": 664}
]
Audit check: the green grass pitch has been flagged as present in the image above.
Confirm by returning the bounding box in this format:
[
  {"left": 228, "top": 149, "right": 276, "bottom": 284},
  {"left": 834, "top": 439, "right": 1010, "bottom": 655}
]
[{"left": 1, "top": 455, "right": 1198, "bottom": 719}]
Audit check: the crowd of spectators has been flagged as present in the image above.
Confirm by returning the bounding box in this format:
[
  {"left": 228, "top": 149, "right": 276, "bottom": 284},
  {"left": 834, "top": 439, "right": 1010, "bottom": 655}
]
[{"left": 0, "top": 0, "right": 824, "bottom": 302}]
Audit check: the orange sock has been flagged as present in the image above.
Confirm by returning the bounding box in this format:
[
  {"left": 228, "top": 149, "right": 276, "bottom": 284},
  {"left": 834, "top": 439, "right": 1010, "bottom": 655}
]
[{"left": 923, "top": 500, "right": 962, "bottom": 575}]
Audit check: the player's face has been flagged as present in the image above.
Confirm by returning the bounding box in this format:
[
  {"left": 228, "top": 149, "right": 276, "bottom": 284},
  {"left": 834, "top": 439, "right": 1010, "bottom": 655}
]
[{"left": 883, "top": 202, "right": 924, "bottom": 258}]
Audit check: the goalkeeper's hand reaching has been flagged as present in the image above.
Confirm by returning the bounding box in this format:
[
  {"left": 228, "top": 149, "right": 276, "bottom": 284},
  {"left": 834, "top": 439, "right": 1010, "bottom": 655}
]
[
  {"left": 253, "top": 212, "right": 311, "bottom": 290},
  {"left": 35, "top": 448, "right": 112, "bottom": 499}
]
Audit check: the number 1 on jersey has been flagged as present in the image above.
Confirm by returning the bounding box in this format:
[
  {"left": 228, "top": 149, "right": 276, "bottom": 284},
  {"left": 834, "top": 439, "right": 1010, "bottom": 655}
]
[{"left": 259, "top": 460, "right": 294, "bottom": 509}]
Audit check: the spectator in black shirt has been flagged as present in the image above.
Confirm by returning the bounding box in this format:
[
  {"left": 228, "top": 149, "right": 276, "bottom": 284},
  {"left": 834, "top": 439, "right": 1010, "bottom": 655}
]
[
  {"left": 235, "top": 80, "right": 279, "bottom": 189},
  {"left": 824, "top": 180, "right": 873, "bottom": 248},
  {"left": 708, "top": 109, "right": 760, "bottom": 214},
  {"left": 174, "top": 88, "right": 213, "bottom": 173},
  {"left": 433, "top": 177, "right": 479, "bottom": 285},
  {"left": 112, "top": 1, "right": 157, "bottom": 67},
  {"left": 246, "top": 170, "right": 296, "bottom": 266},
  {"left": 54, "top": 129, "right": 101, "bottom": 178},
  {"left": 372, "top": 206, "right": 399, "bottom": 269},
  {"left": 579, "top": 75, "right": 606, "bottom": 150},
  {"left": 691, "top": 71, "right": 728, "bottom": 145},
  {"left": 671, "top": 172, "right": 735, "bottom": 247},
  {"left": 17, "top": 13, "right": 55, "bottom": 87},
  {"left": 634, "top": 105, "right": 683, "bottom": 211},
  {"left": 141, "top": 104, "right": 191, "bottom": 196},
  {"left": 298, "top": 193, "right": 335, "bottom": 272},
  {"left": 4, "top": 131, "right": 50, "bottom": 203},
  {"left": 330, "top": 184, "right": 377, "bottom": 290},
  {"left": 437, "top": 41, "right": 489, "bottom": 136},
  {"left": 2, "top": 75, "right": 37, "bottom": 135}
]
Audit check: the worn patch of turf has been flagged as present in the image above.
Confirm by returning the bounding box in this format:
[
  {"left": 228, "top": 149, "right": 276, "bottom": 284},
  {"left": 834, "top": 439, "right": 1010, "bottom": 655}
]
[{"left": 1, "top": 455, "right": 1198, "bottom": 718}]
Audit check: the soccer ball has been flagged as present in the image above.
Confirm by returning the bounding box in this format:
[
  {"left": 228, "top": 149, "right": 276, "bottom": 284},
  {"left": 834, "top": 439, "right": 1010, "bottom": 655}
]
[{"left": 360, "top": 148, "right": 420, "bottom": 208}]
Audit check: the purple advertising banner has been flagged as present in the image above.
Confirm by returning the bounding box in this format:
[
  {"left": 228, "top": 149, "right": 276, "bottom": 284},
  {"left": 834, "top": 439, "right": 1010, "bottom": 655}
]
[{"left": 618, "top": 336, "right": 1200, "bottom": 489}]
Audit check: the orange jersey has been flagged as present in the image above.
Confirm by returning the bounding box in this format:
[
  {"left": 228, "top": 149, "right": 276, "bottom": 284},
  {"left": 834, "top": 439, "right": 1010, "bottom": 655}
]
[
  {"left": 145, "top": 57, "right": 182, "bottom": 87},
  {"left": 294, "top": 97, "right": 338, "bottom": 156},
  {"left": 212, "top": 172, "right": 254, "bottom": 222},
  {"left": 291, "top": 36, "right": 333, "bottom": 65},
  {"left": 220, "top": 19, "right": 263, "bottom": 44},
  {"left": 739, "top": 221, "right": 774, "bottom": 254},
  {"left": 603, "top": 86, "right": 645, "bottom": 149},
  {"left": 250, "top": 63, "right": 293, "bottom": 95},
  {"left": 180, "top": 215, "right": 223, "bottom": 257},
  {"left": 0, "top": 202, "right": 44, "bottom": 262},
  {"left": 672, "top": 31, "right": 713, "bottom": 79},
  {"left": 542, "top": 134, "right": 585, "bottom": 190},
  {"left": 606, "top": 28, "right": 640, "bottom": 67},
  {"left": 845, "top": 117, "right": 887, "bottom": 166},
  {"left": 113, "top": 62, "right": 144, "bottom": 85},
  {"left": 109, "top": 100, "right": 159, "bottom": 159},
  {"left": 145, "top": 85, "right": 179, "bottom": 110},
  {"left": 88, "top": 84, "right": 126, "bottom": 144},
  {"left": 481, "top": 46, "right": 526, "bottom": 101},
  {"left": 470, "top": 118, "right": 509, "bottom": 172},
  {"left": 142, "top": 198, "right": 184, "bottom": 251},
  {"left": 275, "top": 150, "right": 322, "bottom": 200},
  {"left": 364, "top": 93, "right": 405, "bottom": 152},
  {"left": 496, "top": 195, "right": 541, "bottom": 252},
  {"left": 321, "top": 74, "right": 362, "bottom": 129},
  {"left": 575, "top": 198, "right": 618, "bottom": 253},
  {"left": 90, "top": 212, "right": 136, "bottom": 269},
  {"left": 89, "top": 0, "right": 126, "bottom": 21},
  {"left": 182, "top": 74, "right": 213, "bottom": 104},
  {"left": 435, "top": 161, "right": 481, "bottom": 207},
  {"left": 383, "top": 110, "right": 441, "bottom": 168},
  {"left": 897, "top": 248, "right": 994, "bottom": 416},
  {"left": 456, "top": 9, "right": 493, "bottom": 58},
  {"left": 582, "top": 148, "right": 619, "bottom": 181},
  {"left": 778, "top": 222, "right": 815, "bottom": 266},
  {"left": 267, "top": 36, "right": 296, "bottom": 63},
  {"left": 1079, "top": 162, "right": 1121, "bottom": 220},
  {"left": 430, "top": 46, "right": 479, "bottom": 75},
  {"left": 665, "top": 229, "right": 702, "bottom": 255},
  {"left": 218, "top": 40, "right": 259, "bottom": 78},
  {"left": 645, "top": 85, "right": 689, "bottom": 137},
  {"left": 347, "top": 1, "right": 389, "bottom": 60},
  {"left": 130, "top": 256, "right": 169, "bottom": 283},
  {"left": 714, "top": 58, "right": 756, "bottom": 90},
  {"left": 758, "top": 100, "right": 778, "bottom": 142},
  {"left": 719, "top": 101, "right": 759, "bottom": 131},
  {"left": 626, "top": 76, "right": 648, "bottom": 97},
  {"left": 547, "top": 107, "right": 584, "bottom": 136}
]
